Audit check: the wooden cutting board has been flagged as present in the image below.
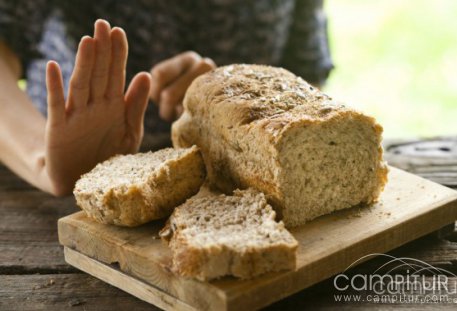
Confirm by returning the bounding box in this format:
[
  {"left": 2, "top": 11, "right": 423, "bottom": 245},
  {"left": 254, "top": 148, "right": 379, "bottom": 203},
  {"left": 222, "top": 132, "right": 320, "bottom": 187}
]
[{"left": 58, "top": 167, "right": 457, "bottom": 311}]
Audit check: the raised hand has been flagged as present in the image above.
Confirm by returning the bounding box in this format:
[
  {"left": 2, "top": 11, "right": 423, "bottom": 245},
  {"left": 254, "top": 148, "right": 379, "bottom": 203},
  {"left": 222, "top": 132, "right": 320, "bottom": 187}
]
[
  {"left": 150, "top": 51, "right": 216, "bottom": 122},
  {"left": 45, "top": 20, "right": 151, "bottom": 196}
]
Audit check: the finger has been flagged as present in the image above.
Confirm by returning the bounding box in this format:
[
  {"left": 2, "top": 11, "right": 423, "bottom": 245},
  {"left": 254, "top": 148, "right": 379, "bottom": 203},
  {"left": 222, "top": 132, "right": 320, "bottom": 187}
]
[
  {"left": 175, "top": 104, "right": 183, "bottom": 118},
  {"left": 67, "top": 36, "right": 95, "bottom": 111},
  {"left": 106, "top": 27, "right": 128, "bottom": 99},
  {"left": 90, "top": 19, "right": 112, "bottom": 101},
  {"left": 125, "top": 72, "right": 152, "bottom": 134},
  {"left": 202, "top": 57, "right": 216, "bottom": 69},
  {"left": 46, "top": 61, "right": 66, "bottom": 125},
  {"left": 159, "top": 58, "right": 215, "bottom": 121},
  {"left": 149, "top": 51, "right": 202, "bottom": 103},
  {"left": 158, "top": 94, "right": 176, "bottom": 122}
]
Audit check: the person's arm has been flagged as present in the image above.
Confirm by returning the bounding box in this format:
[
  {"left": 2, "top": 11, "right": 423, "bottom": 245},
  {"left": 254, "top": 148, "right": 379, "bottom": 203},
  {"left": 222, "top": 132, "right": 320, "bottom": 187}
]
[
  {"left": 0, "top": 20, "right": 151, "bottom": 196},
  {"left": 0, "top": 40, "right": 53, "bottom": 192}
]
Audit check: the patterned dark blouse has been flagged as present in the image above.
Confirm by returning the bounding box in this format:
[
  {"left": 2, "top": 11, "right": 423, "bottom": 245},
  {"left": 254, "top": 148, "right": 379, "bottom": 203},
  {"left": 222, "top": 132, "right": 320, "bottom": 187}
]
[{"left": 0, "top": 0, "right": 333, "bottom": 133}]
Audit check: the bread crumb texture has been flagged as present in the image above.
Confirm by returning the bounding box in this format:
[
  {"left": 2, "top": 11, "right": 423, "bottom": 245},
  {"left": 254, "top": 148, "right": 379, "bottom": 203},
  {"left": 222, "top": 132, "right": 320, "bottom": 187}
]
[
  {"left": 160, "top": 188, "right": 298, "bottom": 281},
  {"left": 74, "top": 146, "right": 206, "bottom": 227},
  {"left": 172, "top": 64, "right": 388, "bottom": 227}
]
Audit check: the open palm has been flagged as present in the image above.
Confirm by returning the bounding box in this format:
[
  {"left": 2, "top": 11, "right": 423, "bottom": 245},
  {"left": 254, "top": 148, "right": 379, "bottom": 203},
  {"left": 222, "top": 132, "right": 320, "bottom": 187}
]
[{"left": 45, "top": 20, "right": 151, "bottom": 196}]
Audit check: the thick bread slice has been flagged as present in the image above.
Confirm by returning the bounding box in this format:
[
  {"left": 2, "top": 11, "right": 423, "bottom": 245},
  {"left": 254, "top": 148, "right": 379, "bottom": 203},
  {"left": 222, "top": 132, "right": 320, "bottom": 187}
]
[
  {"left": 160, "top": 188, "right": 298, "bottom": 281},
  {"left": 172, "top": 64, "right": 388, "bottom": 227},
  {"left": 74, "top": 146, "right": 205, "bottom": 227}
]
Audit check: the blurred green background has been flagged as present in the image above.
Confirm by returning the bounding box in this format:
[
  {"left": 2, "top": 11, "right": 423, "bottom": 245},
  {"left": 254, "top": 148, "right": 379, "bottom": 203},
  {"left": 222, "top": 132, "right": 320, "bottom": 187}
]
[{"left": 324, "top": 0, "right": 457, "bottom": 138}]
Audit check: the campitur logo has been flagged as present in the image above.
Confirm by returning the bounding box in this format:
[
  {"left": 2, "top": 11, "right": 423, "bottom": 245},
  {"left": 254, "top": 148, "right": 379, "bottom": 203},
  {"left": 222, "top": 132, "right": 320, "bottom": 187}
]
[{"left": 332, "top": 253, "right": 457, "bottom": 304}]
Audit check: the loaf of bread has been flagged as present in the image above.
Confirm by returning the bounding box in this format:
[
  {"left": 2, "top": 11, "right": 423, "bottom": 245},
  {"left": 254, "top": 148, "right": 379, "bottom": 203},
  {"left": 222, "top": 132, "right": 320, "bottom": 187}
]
[
  {"left": 160, "top": 188, "right": 298, "bottom": 281},
  {"left": 172, "top": 64, "right": 388, "bottom": 227},
  {"left": 74, "top": 146, "right": 205, "bottom": 227}
]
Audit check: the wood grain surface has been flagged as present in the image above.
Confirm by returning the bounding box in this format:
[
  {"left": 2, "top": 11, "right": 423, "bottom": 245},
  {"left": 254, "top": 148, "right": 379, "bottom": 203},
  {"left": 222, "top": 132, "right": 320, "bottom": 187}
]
[
  {"left": 58, "top": 167, "right": 457, "bottom": 310},
  {"left": 384, "top": 137, "right": 457, "bottom": 187},
  {"left": 0, "top": 190, "right": 77, "bottom": 274},
  {"left": 1, "top": 136, "right": 457, "bottom": 310},
  {"left": 0, "top": 274, "right": 156, "bottom": 311}
]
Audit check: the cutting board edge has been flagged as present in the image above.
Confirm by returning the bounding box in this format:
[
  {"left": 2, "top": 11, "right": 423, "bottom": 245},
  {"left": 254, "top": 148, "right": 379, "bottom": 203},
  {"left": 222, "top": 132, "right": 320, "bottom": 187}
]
[
  {"left": 58, "top": 215, "right": 230, "bottom": 310},
  {"left": 63, "top": 246, "right": 198, "bottom": 311}
]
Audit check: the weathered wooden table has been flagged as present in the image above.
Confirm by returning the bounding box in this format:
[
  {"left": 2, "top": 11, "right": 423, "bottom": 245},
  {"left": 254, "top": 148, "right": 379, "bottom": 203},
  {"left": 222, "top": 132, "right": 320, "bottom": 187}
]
[{"left": 1, "top": 136, "right": 456, "bottom": 310}]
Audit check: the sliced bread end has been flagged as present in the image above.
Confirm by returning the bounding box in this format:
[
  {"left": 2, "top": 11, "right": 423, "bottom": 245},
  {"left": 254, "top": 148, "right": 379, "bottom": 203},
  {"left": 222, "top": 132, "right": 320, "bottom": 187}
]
[
  {"left": 74, "top": 146, "right": 206, "bottom": 227},
  {"left": 160, "top": 188, "right": 298, "bottom": 281}
]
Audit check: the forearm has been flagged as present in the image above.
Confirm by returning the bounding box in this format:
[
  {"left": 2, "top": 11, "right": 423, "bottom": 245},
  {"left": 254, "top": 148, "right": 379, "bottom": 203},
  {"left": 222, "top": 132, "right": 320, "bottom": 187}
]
[{"left": 0, "top": 45, "right": 53, "bottom": 194}]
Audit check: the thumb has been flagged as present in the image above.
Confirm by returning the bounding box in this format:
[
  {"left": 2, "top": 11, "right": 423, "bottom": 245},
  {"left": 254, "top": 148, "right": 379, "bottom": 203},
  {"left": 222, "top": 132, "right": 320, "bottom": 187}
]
[{"left": 124, "top": 72, "right": 151, "bottom": 135}]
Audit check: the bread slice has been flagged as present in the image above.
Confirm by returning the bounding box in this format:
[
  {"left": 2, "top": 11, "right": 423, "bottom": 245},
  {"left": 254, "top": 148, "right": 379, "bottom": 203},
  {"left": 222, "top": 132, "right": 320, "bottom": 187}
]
[
  {"left": 74, "top": 146, "right": 205, "bottom": 227},
  {"left": 172, "top": 64, "right": 388, "bottom": 227},
  {"left": 160, "top": 188, "right": 298, "bottom": 281}
]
